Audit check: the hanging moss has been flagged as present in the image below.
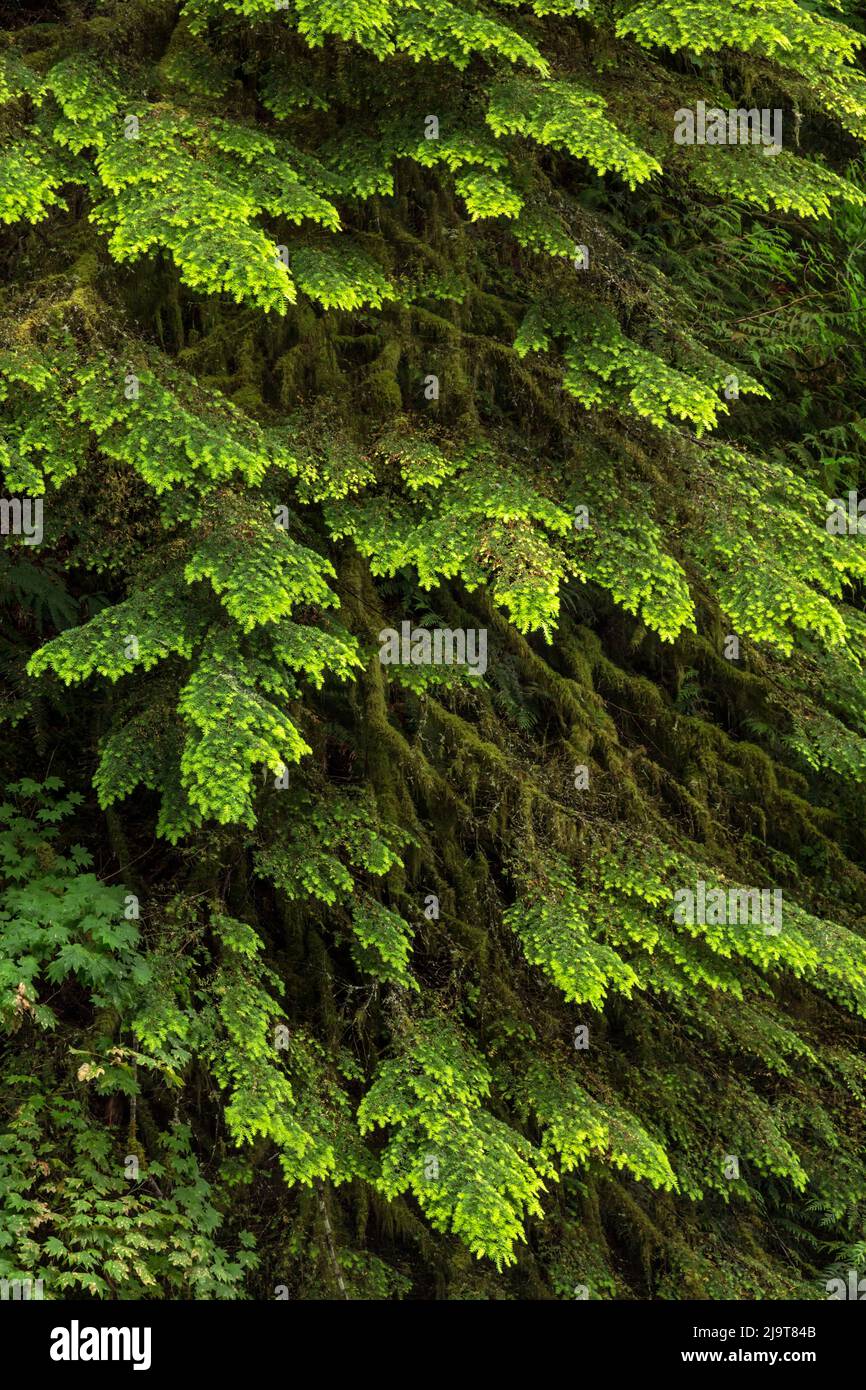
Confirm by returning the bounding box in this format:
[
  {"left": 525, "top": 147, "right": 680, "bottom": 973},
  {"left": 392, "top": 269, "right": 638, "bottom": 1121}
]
[{"left": 3, "top": 0, "right": 866, "bottom": 1305}]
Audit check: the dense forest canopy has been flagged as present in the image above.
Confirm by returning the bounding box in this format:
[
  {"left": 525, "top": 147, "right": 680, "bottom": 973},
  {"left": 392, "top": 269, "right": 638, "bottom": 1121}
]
[{"left": 2, "top": 0, "right": 866, "bottom": 1301}]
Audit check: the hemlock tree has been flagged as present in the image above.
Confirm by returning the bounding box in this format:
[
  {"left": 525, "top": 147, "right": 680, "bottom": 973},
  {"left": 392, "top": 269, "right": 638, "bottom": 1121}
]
[{"left": 1, "top": 0, "right": 866, "bottom": 1299}]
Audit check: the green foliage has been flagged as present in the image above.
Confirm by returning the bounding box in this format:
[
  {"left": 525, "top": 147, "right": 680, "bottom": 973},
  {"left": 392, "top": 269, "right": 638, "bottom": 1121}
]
[
  {"left": 487, "top": 78, "right": 661, "bottom": 189},
  {"left": 254, "top": 788, "right": 411, "bottom": 903},
  {"left": 204, "top": 911, "right": 369, "bottom": 1184},
  {"left": 326, "top": 442, "right": 573, "bottom": 634},
  {"left": 517, "top": 1062, "right": 678, "bottom": 1190},
  {"left": 505, "top": 855, "right": 640, "bottom": 1007},
  {"left": 617, "top": 0, "right": 862, "bottom": 94},
  {"left": 358, "top": 1019, "right": 548, "bottom": 1269},
  {"left": 349, "top": 898, "right": 418, "bottom": 990},
  {"left": 0, "top": 779, "right": 147, "bottom": 1030},
  {"left": 0, "top": 1092, "right": 256, "bottom": 1298},
  {"left": 3, "top": 0, "right": 866, "bottom": 1303},
  {"left": 0, "top": 138, "right": 76, "bottom": 226},
  {"left": 686, "top": 147, "right": 866, "bottom": 220}
]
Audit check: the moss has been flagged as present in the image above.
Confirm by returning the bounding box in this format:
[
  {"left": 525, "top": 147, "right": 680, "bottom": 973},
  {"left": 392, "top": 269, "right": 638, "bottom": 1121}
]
[
  {"left": 354, "top": 338, "right": 404, "bottom": 420},
  {"left": 5, "top": 0, "right": 866, "bottom": 1304}
]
